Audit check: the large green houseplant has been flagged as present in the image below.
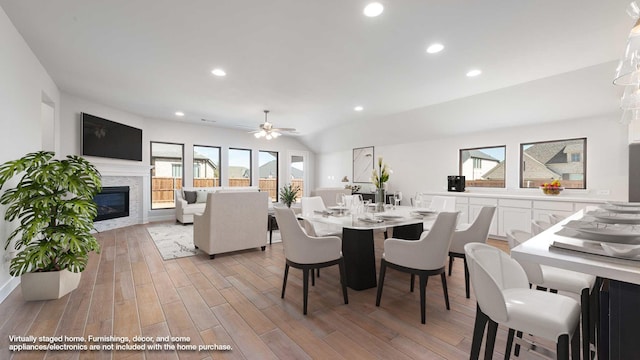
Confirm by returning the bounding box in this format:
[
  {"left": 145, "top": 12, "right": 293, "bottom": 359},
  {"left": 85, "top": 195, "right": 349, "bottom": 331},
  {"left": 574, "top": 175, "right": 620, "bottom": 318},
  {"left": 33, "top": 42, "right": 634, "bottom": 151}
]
[{"left": 0, "top": 151, "right": 101, "bottom": 300}]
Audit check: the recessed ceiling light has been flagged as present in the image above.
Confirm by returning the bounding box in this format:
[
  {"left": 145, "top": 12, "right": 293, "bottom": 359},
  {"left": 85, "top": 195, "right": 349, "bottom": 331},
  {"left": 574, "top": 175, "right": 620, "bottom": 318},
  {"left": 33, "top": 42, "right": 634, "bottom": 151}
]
[
  {"left": 364, "top": 2, "right": 384, "bottom": 17},
  {"left": 211, "top": 68, "right": 226, "bottom": 77},
  {"left": 175, "top": 111, "right": 184, "bottom": 117},
  {"left": 354, "top": 106, "right": 364, "bottom": 111},
  {"left": 466, "top": 69, "right": 482, "bottom": 77},
  {"left": 426, "top": 43, "right": 444, "bottom": 54}
]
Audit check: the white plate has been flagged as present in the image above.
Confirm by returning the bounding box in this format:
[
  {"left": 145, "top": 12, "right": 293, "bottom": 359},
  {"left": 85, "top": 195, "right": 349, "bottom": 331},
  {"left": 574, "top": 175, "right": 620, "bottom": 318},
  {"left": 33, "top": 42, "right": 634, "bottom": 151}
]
[
  {"left": 585, "top": 210, "right": 640, "bottom": 224},
  {"left": 358, "top": 217, "right": 384, "bottom": 223},
  {"left": 599, "top": 204, "right": 640, "bottom": 214},
  {"left": 606, "top": 201, "right": 640, "bottom": 208},
  {"left": 411, "top": 208, "right": 436, "bottom": 215},
  {"left": 600, "top": 243, "right": 640, "bottom": 259},
  {"left": 562, "top": 220, "right": 640, "bottom": 244},
  {"left": 378, "top": 215, "right": 403, "bottom": 220}
]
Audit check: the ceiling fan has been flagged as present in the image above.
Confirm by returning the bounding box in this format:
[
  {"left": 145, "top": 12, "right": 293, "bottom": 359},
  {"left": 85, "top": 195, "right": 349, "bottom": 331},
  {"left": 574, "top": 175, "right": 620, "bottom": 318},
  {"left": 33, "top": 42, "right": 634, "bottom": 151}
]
[{"left": 251, "top": 110, "right": 296, "bottom": 139}]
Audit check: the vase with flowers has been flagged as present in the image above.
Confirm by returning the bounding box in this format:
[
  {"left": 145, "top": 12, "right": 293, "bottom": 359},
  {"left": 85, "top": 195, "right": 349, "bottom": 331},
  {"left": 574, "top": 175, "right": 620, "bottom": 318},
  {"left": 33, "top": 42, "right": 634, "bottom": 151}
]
[
  {"left": 540, "top": 179, "right": 564, "bottom": 195},
  {"left": 371, "top": 157, "right": 391, "bottom": 211}
]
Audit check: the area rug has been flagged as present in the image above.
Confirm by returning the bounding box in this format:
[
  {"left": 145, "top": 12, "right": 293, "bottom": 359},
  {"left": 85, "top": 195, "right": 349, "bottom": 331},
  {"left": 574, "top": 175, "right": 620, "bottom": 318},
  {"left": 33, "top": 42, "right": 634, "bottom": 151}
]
[
  {"left": 146, "top": 223, "right": 282, "bottom": 260},
  {"left": 146, "top": 224, "right": 199, "bottom": 260}
]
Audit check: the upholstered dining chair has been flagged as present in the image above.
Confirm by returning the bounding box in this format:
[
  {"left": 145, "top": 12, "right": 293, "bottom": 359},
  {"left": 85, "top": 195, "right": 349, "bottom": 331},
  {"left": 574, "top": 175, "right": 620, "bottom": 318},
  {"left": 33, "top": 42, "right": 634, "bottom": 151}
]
[
  {"left": 300, "top": 196, "right": 342, "bottom": 237},
  {"left": 447, "top": 206, "right": 496, "bottom": 298},
  {"left": 507, "top": 229, "right": 596, "bottom": 359},
  {"left": 273, "top": 206, "right": 348, "bottom": 315},
  {"left": 429, "top": 196, "right": 456, "bottom": 212},
  {"left": 465, "top": 242, "right": 581, "bottom": 360},
  {"left": 531, "top": 219, "right": 552, "bottom": 235},
  {"left": 375, "top": 211, "right": 458, "bottom": 324},
  {"left": 547, "top": 213, "right": 565, "bottom": 225}
]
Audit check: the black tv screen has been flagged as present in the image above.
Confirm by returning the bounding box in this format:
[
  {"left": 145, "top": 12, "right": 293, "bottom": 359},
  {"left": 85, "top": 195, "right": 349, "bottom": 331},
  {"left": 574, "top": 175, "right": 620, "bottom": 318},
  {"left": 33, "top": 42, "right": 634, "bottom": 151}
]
[{"left": 82, "top": 113, "right": 143, "bottom": 161}]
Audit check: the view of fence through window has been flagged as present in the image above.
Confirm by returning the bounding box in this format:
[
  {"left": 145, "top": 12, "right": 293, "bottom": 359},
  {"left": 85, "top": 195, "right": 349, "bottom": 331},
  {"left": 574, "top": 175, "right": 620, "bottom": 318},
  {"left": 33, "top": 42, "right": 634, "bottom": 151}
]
[
  {"left": 151, "top": 142, "right": 184, "bottom": 209},
  {"left": 259, "top": 151, "right": 278, "bottom": 202},
  {"left": 290, "top": 154, "right": 305, "bottom": 201},
  {"left": 521, "top": 138, "right": 586, "bottom": 189},
  {"left": 228, "top": 148, "right": 252, "bottom": 187},
  {"left": 193, "top": 145, "right": 220, "bottom": 188},
  {"left": 459, "top": 146, "right": 506, "bottom": 188}
]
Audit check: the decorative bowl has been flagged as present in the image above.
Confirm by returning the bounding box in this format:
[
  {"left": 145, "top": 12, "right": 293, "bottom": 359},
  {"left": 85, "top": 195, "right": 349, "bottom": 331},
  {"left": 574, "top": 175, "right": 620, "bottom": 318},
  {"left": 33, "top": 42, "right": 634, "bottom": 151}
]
[{"left": 540, "top": 186, "right": 564, "bottom": 195}]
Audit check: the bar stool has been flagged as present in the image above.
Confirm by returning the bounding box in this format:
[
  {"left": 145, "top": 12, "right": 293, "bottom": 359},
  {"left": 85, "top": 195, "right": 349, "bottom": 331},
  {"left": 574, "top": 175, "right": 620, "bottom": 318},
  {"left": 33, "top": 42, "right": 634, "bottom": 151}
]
[
  {"left": 507, "top": 229, "right": 595, "bottom": 359},
  {"left": 465, "top": 243, "right": 581, "bottom": 360}
]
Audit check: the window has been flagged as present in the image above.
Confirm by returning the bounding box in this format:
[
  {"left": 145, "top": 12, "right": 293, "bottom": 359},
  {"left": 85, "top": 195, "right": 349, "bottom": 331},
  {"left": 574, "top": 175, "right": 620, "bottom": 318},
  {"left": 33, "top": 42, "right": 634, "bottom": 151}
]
[
  {"left": 228, "top": 148, "right": 252, "bottom": 187},
  {"left": 459, "top": 146, "right": 506, "bottom": 188},
  {"left": 520, "top": 138, "right": 586, "bottom": 189},
  {"left": 193, "top": 145, "right": 220, "bottom": 187},
  {"left": 259, "top": 151, "right": 278, "bottom": 202},
  {"left": 289, "top": 154, "right": 305, "bottom": 201},
  {"left": 151, "top": 142, "right": 184, "bottom": 209}
]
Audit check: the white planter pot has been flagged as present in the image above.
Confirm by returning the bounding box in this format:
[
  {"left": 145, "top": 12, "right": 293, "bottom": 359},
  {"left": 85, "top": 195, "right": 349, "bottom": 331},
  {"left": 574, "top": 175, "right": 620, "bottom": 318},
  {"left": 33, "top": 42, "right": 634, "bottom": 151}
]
[{"left": 21, "top": 269, "right": 81, "bottom": 301}]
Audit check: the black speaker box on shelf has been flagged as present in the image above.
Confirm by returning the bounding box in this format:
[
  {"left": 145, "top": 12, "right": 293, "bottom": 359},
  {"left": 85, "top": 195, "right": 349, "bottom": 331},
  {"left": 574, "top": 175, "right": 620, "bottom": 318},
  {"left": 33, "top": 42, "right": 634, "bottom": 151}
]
[{"left": 448, "top": 175, "right": 465, "bottom": 192}]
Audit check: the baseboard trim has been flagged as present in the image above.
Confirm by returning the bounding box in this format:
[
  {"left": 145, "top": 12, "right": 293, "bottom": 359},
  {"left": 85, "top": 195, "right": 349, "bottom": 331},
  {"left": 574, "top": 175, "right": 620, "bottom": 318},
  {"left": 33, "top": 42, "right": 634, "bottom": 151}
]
[{"left": 0, "top": 276, "right": 20, "bottom": 304}]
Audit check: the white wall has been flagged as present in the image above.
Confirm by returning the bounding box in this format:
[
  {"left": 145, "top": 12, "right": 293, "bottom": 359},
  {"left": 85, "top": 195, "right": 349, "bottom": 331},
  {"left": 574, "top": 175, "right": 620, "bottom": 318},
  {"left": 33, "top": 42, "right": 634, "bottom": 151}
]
[
  {"left": 59, "top": 93, "right": 314, "bottom": 222},
  {"left": 316, "top": 115, "right": 629, "bottom": 201},
  {"left": 0, "top": 7, "right": 60, "bottom": 301}
]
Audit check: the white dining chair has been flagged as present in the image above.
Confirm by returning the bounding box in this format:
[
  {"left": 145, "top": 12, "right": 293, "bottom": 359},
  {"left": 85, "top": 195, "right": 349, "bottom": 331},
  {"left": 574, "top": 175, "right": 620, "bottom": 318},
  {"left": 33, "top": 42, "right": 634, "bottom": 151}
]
[
  {"left": 447, "top": 206, "right": 496, "bottom": 298},
  {"left": 375, "top": 212, "right": 458, "bottom": 324},
  {"left": 465, "top": 242, "right": 581, "bottom": 360},
  {"left": 429, "top": 196, "right": 456, "bottom": 212},
  {"left": 274, "top": 206, "right": 348, "bottom": 315},
  {"left": 300, "top": 196, "right": 342, "bottom": 237},
  {"left": 507, "top": 229, "right": 596, "bottom": 359},
  {"left": 547, "top": 213, "right": 565, "bottom": 225},
  {"left": 531, "top": 219, "right": 552, "bottom": 235}
]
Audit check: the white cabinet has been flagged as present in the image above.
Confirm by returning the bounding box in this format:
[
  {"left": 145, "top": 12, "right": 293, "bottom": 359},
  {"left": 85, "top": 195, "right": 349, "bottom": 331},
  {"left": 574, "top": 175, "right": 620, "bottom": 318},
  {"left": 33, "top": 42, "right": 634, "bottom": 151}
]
[
  {"left": 455, "top": 196, "right": 469, "bottom": 224},
  {"left": 498, "top": 199, "right": 532, "bottom": 236},
  {"left": 469, "top": 198, "right": 498, "bottom": 235}
]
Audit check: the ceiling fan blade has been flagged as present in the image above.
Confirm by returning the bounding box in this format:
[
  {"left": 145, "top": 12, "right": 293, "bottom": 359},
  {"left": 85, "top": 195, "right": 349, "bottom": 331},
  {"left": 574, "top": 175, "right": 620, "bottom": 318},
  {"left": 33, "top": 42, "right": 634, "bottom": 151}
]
[{"left": 272, "top": 127, "right": 297, "bottom": 132}]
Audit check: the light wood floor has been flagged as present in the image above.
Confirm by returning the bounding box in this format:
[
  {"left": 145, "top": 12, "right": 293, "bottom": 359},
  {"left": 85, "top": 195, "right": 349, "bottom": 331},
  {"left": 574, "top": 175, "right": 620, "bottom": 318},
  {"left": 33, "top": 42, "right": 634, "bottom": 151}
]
[{"left": 0, "top": 224, "right": 544, "bottom": 360}]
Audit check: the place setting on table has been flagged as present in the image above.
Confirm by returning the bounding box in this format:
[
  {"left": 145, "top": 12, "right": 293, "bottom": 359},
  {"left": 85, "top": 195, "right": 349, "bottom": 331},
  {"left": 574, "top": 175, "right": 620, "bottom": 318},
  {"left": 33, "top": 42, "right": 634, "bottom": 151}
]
[{"left": 550, "top": 201, "right": 640, "bottom": 261}]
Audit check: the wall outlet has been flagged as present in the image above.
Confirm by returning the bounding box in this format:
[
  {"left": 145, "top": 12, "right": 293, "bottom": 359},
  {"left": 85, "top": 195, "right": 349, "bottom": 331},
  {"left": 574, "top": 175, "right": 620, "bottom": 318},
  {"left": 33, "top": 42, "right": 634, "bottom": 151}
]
[{"left": 597, "top": 189, "right": 610, "bottom": 195}]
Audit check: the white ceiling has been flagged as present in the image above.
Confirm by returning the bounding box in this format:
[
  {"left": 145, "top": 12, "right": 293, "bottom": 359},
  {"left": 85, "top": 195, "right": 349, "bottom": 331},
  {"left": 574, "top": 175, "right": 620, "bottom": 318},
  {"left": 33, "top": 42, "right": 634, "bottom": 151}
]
[{"left": 0, "top": 0, "right": 633, "bottom": 144}]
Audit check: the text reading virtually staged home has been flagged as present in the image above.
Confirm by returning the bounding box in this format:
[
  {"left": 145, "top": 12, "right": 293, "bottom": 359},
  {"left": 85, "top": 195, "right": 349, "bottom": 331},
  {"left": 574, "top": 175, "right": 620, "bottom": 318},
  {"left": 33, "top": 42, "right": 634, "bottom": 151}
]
[{"left": 1, "top": 1, "right": 639, "bottom": 359}]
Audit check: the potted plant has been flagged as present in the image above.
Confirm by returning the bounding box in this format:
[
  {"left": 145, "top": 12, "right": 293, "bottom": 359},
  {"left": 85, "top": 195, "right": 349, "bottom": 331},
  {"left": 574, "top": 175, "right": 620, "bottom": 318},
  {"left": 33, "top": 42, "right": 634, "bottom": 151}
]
[
  {"left": 0, "top": 151, "right": 101, "bottom": 301},
  {"left": 279, "top": 183, "right": 301, "bottom": 208}
]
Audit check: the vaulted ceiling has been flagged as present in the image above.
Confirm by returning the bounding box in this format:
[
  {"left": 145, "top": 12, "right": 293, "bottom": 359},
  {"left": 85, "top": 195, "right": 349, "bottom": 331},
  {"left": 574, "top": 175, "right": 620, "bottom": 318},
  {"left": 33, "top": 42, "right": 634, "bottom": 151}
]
[{"left": 0, "top": 0, "right": 632, "bottom": 150}]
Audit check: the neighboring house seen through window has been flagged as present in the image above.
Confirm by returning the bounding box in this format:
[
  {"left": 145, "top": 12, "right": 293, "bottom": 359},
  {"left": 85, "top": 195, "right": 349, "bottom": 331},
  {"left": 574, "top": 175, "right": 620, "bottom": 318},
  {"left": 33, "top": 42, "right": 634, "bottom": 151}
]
[
  {"left": 520, "top": 138, "right": 586, "bottom": 189},
  {"left": 459, "top": 146, "right": 506, "bottom": 188},
  {"left": 193, "top": 145, "right": 220, "bottom": 187}
]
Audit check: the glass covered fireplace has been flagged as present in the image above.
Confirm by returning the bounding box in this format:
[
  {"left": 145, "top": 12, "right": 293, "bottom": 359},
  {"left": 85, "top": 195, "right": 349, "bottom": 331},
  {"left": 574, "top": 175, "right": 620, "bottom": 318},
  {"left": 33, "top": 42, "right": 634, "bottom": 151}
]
[{"left": 93, "top": 186, "right": 130, "bottom": 221}]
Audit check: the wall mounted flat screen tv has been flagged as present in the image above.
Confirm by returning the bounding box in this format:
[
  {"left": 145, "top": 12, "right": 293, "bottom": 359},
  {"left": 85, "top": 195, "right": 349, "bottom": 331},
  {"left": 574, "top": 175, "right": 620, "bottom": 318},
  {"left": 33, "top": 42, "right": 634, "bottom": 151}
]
[{"left": 81, "top": 113, "right": 143, "bottom": 161}]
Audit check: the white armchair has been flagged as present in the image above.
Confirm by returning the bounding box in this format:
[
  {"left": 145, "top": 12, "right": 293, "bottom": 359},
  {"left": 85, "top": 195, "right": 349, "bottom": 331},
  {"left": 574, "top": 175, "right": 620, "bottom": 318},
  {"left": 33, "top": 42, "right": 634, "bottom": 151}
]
[
  {"left": 193, "top": 191, "right": 268, "bottom": 259},
  {"left": 274, "top": 206, "right": 348, "bottom": 315},
  {"left": 375, "top": 212, "right": 458, "bottom": 324}
]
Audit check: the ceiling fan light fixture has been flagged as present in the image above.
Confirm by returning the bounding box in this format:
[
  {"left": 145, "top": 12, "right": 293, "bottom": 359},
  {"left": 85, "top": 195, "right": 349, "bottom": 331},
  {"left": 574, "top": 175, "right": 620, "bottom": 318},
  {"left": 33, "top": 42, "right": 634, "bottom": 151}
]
[{"left": 271, "top": 131, "right": 281, "bottom": 138}]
